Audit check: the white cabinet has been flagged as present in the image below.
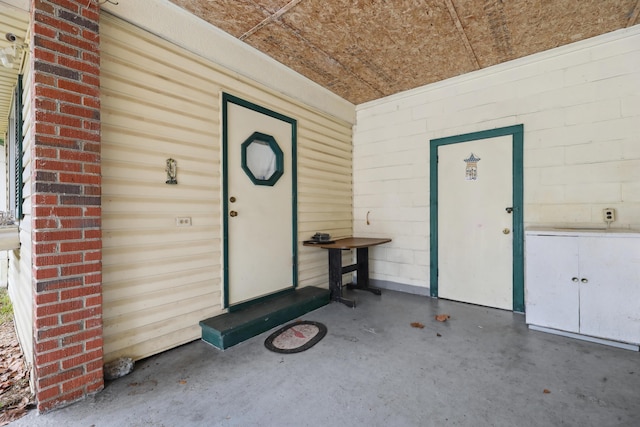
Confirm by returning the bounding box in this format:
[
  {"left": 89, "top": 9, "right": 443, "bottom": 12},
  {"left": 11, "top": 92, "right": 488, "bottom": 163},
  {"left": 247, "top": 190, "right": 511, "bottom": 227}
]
[{"left": 525, "top": 229, "right": 640, "bottom": 349}]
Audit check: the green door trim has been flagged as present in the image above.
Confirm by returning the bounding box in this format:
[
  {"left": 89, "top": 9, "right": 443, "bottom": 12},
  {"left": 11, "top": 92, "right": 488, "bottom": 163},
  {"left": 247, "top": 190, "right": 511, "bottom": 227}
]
[
  {"left": 222, "top": 93, "right": 298, "bottom": 310},
  {"left": 429, "top": 124, "right": 524, "bottom": 312}
]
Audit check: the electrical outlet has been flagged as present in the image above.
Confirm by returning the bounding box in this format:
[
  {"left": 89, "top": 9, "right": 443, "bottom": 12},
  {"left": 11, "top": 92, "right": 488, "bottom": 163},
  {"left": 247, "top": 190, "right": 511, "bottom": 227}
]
[
  {"left": 176, "top": 217, "right": 192, "bottom": 226},
  {"left": 603, "top": 208, "right": 616, "bottom": 223}
]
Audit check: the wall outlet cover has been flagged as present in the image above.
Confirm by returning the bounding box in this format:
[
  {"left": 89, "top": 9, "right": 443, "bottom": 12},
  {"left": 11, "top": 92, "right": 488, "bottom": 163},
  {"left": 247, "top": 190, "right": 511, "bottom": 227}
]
[
  {"left": 603, "top": 208, "right": 616, "bottom": 223},
  {"left": 176, "top": 217, "right": 192, "bottom": 226}
]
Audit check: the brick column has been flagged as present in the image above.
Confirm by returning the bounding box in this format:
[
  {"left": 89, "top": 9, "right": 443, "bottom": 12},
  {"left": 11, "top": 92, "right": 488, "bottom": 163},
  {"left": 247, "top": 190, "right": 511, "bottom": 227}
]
[{"left": 30, "top": 0, "right": 103, "bottom": 412}]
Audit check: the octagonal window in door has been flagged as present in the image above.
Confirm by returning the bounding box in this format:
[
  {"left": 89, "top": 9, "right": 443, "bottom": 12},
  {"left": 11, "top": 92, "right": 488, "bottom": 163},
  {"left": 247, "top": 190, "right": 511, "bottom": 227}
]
[{"left": 241, "top": 132, "right": 284, "bottom": 186}]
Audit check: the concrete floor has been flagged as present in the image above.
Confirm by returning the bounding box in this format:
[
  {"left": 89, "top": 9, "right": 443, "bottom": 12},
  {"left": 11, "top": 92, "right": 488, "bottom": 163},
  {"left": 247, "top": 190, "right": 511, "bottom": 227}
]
[{"left": 12, "top": 289, "right": 640, "bottom": 427}]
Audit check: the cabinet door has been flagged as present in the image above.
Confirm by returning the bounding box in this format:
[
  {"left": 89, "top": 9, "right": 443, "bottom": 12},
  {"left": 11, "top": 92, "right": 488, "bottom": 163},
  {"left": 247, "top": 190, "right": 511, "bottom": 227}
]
[
  {"left": 525, "top": 235, "right": 579, "bottom": 332},
  {"left": 579, "top": 236, "right": 640, "bottom": 344}
]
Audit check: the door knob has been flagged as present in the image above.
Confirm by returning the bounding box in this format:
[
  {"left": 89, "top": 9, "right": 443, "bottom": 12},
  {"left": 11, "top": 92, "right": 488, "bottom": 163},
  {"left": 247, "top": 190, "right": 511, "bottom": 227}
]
[
  {"left": 230, "top": 211, "right": 238, "bottom": 217},
  {"left": 572, "top": 277, "right": 579, "bottom": 282},
  {"left": 502, "top": 228, "right": 510, "bottom": 234},
  {"left": 230, "top": 196, "right": 236, "bottom": 203},
  {"left": 581, "top": 278, "right": 588, "bottom": 283},
  {"left": 505, "top": 207, "right": 513, "bottom": 214}
]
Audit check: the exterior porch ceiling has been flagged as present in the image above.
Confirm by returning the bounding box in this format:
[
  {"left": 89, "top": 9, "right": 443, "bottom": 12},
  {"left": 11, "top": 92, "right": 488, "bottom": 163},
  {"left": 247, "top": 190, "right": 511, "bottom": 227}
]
[
  {"left": 0, "top": 6, "right": 27, "bottom": 137},
  {"left": 170, "top": 0, "right": 640, "bottom": 105}
]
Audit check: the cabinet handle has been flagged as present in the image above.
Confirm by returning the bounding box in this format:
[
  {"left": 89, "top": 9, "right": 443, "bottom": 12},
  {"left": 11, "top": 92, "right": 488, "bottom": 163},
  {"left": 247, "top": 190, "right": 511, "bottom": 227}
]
[
  {"left": 581, "top": 278, "right": 588, "bottom": 283},
  {"left": 571, "top": 277, "right": 579, "bottom": 282}
]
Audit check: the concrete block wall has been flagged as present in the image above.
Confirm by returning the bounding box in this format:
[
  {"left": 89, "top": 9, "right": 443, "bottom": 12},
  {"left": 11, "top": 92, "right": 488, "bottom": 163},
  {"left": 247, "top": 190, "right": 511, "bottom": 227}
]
[{"left": 353, "top": 26, "right": 640, "bottom": 290}]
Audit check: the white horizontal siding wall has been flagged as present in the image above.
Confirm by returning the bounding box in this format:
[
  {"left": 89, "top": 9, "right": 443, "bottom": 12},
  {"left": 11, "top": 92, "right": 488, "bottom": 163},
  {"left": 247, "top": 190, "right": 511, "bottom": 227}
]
[
  {"left": 298, "top": 113, "right": 353, "bottom": 286},
  {"left": 101, "top": 13, "right": 353, "bottom": 362},
  {"left": 101, "top": 14, "right": 222, "bottom": 362},
  {"left": 8, "top": 58, "right": 33, "bottom": 377},
  {"left": 353, "top": 26, "right": 640, "bottom": 291},
  {"left": 99, "top": 0, "right": 353, "bottom": 122}
]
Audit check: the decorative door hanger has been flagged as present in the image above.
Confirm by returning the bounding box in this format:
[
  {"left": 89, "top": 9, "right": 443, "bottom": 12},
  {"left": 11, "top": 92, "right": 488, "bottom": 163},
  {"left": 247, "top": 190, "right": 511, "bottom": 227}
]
[{"left": 464, "top": 152, "right": 481, "bottom": 181}]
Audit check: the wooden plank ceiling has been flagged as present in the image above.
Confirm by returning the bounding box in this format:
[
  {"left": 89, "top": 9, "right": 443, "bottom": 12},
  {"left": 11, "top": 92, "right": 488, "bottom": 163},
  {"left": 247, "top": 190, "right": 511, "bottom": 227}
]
[{"left": 170, "top": 0, "right": 640, "bottom": 104}]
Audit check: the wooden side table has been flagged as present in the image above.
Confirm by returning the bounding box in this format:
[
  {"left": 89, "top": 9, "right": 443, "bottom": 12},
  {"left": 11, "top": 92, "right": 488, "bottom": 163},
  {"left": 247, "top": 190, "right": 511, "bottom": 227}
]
[{"left": 303, "top": 237, "right": 392, "bottom": 307}]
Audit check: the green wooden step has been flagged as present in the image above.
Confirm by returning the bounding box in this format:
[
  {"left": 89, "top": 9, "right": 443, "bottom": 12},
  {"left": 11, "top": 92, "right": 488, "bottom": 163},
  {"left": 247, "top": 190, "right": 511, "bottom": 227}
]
[{"left": 199, "top": 286, "right": 330, "bottom": 350}]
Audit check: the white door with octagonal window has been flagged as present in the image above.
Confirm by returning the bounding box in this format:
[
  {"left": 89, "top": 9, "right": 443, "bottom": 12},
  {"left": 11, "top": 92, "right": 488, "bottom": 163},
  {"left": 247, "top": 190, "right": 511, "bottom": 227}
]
[{"left": 224, "top": 96, "right": 295, "bottom": 306}]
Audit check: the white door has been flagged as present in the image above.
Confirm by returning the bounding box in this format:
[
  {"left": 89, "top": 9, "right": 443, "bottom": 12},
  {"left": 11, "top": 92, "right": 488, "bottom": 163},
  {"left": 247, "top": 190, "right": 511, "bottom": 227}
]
[
  {"left": 437, "top": 136, "right": 513, "bottom": 310},
  {"left": 226, "top": 100, "right": 294, "bottom": 305}
]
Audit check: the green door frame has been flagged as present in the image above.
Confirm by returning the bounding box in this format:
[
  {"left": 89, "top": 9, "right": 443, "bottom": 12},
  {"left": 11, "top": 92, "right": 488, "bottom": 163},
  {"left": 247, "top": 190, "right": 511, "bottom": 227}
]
[
  {"left": 429, "top": 124, "right": 524, "bottom": 312},
  {"left": 221, "top": 93, "right": 298, "bottom": 309}
]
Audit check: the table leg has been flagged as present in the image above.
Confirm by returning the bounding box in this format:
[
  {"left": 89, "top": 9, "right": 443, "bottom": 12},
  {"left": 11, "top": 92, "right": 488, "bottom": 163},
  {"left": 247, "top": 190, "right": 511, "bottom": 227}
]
[
  {"left": 328, "top": 249, "right": 356, "bottom": 307},
  {"left": 346, "top": 247, "right": 382, "bottom": 295}
]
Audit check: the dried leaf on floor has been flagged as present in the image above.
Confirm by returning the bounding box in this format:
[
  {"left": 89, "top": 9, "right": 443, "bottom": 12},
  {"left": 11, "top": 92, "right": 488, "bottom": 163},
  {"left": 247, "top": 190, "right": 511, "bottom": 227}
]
[
  {"left": 0, "top": 406, "right": 27, "bottom": 426},
  {"left": 179, "top": 380, "right": 187, "bottom": 385},
  {"left": 543, "top": 389, "right": 551, "bottom": 394},
  {"left": 410, "top": 322, "right": 425, "bottom": 329},
  {"left": 435, "top": 314, "right": 450, "bottom": 322},
  {"left": 436, "top": 333, "right": 442, "bottom": 337},
  {"left": 0, "top": 299, "right": 34, "bottom": 426}
]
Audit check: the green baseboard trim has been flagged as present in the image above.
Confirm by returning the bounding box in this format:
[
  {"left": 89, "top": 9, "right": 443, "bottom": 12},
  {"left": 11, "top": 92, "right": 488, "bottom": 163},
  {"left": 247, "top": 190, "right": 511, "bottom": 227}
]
[{"left": 200, "top": 286, "right": 329, "bottom": 350}]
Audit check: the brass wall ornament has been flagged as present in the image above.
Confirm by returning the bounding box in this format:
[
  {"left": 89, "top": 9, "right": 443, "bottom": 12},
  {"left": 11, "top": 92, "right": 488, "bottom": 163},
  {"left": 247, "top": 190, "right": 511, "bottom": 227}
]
[{"left": 165, "top": 158, "right": 177, "bottom": 184}]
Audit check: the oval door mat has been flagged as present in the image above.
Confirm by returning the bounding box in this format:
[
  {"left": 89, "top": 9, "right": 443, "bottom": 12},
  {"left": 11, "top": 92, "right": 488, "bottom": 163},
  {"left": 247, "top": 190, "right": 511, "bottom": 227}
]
[{"left": 264, "top": 320, "right": 327, "bottom": 354}]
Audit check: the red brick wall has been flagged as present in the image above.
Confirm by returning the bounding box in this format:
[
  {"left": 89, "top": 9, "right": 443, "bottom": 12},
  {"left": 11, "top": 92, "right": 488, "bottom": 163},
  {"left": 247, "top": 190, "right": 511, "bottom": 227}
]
[{"left": 30, "top": 0, "right": 103, "bottom": 412}]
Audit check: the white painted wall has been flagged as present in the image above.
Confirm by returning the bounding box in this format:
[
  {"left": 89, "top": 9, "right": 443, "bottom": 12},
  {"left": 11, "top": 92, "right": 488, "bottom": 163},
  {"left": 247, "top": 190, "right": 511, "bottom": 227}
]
[
  {"left": 99, "top": 0, "right": 354, "bottom": 124},
  {"left": 0, "top": 3, "right": 31, "bottom": 385},
  {"left": 8, "top": 59, "right": 32, "bottom": 377},
  {"left": 0, "top": 0, "right": 354, "bottom": 364},
  {"left": 0, "top": 0, "right": 28, "bottom": 12},
  {"left": 101, "top": 13, "right": 353, "bottom": 362},
  {"left": 0, "top": 141, "right": 7, "bottom": 288},
  {"left": 353, "top": 26, "right": 640, "bottom": 291}
]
